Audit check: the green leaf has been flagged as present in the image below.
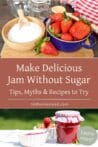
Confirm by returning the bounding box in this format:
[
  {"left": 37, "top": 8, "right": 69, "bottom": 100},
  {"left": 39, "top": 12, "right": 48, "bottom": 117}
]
[
  {"left": 48, "top": 26, "right": 54, "bottom": 34},
  {"left": 75, "top": 140, "right": 80, "bottom": 144},
  {"left": 55, "top": 34, "right": 61, "bottom": 38},
  {"left": 64, "top": 12, "right": 70, "bottom": 20},
  {"left": 34, "top": 39, "right": 43, "bottom": 54},
  {"left": 43, "top": 37, "right": 50, "bottom": 42},
  {"left": 34, "top": 37, "right": 50, "bottom": 54},
  {"left": 48, "top": 27, "right": 61, "bottom": 38}
]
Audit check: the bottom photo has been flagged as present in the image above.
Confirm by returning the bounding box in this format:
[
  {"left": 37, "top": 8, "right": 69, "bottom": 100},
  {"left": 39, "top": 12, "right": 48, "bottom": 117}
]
[{"left": 0, "top": 109, "right": 98, "bottom": 147}]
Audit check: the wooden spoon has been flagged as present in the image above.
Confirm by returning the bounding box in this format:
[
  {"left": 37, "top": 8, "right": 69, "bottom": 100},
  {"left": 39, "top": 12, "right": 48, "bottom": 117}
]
[
  {"left": 17, "top": 9, "right": 30, "bottom": 28},
  {"left": 66, "top": 12, "right": 79, "bottom": 21}
]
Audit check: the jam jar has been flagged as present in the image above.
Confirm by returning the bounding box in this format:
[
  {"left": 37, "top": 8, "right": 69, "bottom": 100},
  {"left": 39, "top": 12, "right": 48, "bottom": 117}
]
[{"left": 54, "top": 110, "right": 84, "bottom": 144}]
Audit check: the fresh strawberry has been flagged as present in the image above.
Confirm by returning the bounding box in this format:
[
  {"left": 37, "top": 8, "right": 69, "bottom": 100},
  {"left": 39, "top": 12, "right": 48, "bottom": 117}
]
[
  {"left": 35, "top": 37, "right": 58, "bottom": 56},
  {"left": 73, "top": 12, "right": 80, "bottom": 17},
  {"left": 61, "top": 19, "right": 73, "bottom": 33},
  {"left": 70, "top": 21, "right": 91, "bottom": 40},
  {"left": 51, "top": 22, "right": 61, "bottom": 35},
  {"left": 61, "top": 33, "right": 73, "bottom": 41},
  {"left": 50, "top": 13, "right": 64, "bottom": 22},
  {"left": 43, "top": 117, "right": 51, "bottom": 128},
  {"left": 41, "top": 42, "right": 58, "bottom": 55}
]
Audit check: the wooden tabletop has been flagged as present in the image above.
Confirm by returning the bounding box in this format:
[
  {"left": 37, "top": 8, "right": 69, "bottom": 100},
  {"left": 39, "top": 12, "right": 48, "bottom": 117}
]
[
  {"left": 0, "top": 0, "right": 98, "bottom": 57},
  {"left": 1, "top": 43, "right": 94, "bottom": 58}
]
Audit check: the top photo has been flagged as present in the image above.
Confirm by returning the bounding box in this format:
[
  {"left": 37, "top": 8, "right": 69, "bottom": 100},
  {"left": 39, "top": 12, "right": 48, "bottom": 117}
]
[{"left": 0, "top": 0, "right": 98, "bottom": 58}]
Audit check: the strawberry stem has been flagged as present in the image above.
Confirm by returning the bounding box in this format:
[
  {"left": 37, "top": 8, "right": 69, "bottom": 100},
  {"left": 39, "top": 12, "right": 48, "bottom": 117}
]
[
  {"left": 35, "top": 37, "right": 50, "bottom": 54},
  {"left": 64, "top": 12, "right": 70, "bottom": 20},
  {"left": 48, "top": 26, "right": 61, "bottom": 38},
  {"left": 49, "top": 26, "right": 54, "bottom": 34}
]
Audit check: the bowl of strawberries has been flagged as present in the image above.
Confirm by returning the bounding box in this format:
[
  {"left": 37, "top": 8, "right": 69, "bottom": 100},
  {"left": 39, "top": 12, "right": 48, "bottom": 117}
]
[{"left": 46, "top": 12, "right": 96, "bottom": 52}]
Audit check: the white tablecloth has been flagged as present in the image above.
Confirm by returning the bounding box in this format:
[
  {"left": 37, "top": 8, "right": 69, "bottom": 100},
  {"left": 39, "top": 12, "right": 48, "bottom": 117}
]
[{"left": 0, "top": 130, "right": 98, "bottom": 147}]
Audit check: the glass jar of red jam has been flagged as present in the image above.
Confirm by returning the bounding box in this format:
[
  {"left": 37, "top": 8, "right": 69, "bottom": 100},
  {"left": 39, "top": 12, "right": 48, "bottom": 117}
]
[{"left": 54, "top": 110, "right": 84, "bottom": 144}]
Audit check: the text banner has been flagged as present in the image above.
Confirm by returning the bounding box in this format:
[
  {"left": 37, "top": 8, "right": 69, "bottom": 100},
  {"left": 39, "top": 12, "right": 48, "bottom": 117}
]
[{"left": 0, "top": 58, "right": 98, "bottom": 108}]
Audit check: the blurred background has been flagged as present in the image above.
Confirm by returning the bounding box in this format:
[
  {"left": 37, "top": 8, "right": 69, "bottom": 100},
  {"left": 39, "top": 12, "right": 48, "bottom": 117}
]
[{"left": 0, "top": 109, "right": 98, "bottom": 130}]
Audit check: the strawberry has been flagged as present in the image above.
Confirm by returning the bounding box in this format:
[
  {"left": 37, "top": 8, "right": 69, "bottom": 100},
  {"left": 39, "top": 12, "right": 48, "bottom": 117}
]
[
  {"left": 43, "top": 117, "right": 51, "bottom": 128},
  {"left": 50, "top": 13, "right": 64, "bottom": 22},
  {"left": 61, "top": 33, "right": 73, "bottom": 41},
  {"left": 61, "top": 19, "right": 73, "bottom": 33},
  {"left": 41, "top": 42, "right": 58, "bottom": 55},
  {"left": 51, "top": 22, "right": 61, "bottom": 35},
  {"left": 70, "top": 21, "right": 91, "bottom": 40},
  {"left": 35, "top": 37, "right": 58, "bottom": 56},
  {"left": 73, "top": 12, "right": 80, "bottom": 17}
]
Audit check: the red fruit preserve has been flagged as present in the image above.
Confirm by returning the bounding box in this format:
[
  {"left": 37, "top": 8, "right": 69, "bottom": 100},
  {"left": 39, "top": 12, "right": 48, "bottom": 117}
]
[{"left": 54, "top": 111, "right": 84, "bottom": 144}]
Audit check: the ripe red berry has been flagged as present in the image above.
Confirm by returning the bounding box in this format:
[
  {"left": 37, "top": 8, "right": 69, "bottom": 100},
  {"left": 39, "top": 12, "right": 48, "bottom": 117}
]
[
  {"left": 73, "top": 12, "right": 80, "bottom": 17},
  {"left": 61, "top": 19, "right": 73, "bottom": 33},
  {"left": 51, "top": 22, "right": 61, "bottom": 35},
  {"left": 50, "top": 13, "right": 64, "bottom": 22},
  {"left": 43, "top": 117, "right": 51, "bottom": 128},
  {"left": 70, "top": 21, "right": 91, "bottom": 40},
  {"left": 61, "top": 33, "right": 73, "bottom": 41}
]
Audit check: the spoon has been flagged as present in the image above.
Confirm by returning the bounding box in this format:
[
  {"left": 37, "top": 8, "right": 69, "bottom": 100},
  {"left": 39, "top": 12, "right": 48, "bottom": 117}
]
[
  {"left": 66, "top": 12, "right": 79, "bottom": 21},
  {"left": 17, "top": 9, "right": 30, "bottom": 28}
]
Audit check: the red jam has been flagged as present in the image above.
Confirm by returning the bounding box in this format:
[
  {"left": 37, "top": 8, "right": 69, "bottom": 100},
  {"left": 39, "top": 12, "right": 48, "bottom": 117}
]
[{"left": 56, "top": 121, "right": 80, "bottom": 144}]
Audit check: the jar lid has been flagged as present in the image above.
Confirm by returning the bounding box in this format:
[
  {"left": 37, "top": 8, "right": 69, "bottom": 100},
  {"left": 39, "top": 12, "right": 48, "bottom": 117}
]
[{"left": 54, "top": 110, "right": 84, "bottom": 123}]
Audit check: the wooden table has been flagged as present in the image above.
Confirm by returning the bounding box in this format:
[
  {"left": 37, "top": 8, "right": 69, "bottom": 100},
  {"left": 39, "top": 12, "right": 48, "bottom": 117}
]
[
  {"left": 1, "top": 43, "right": 94, "bottom": 58},
  {"left": 0, "top": 0, "right": 98, "bottom": 58}
]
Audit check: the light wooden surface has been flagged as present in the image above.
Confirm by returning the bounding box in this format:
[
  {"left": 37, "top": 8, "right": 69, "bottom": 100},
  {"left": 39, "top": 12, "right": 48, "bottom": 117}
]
[{"left": 1, "top": 43, "right": 94, "bottom": 58}]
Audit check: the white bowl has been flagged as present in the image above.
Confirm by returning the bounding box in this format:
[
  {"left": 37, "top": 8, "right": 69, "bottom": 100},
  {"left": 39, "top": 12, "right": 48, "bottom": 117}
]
[
  {"left": 2, "top": 16, "right": 45, "bottom": 51},
  {"left": 18, "top": 129, "right": 48, "bottom": 147}
]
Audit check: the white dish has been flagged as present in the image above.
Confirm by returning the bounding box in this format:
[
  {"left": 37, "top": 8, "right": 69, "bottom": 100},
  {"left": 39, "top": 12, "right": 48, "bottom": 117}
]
[
  {"left": 18, "top": 129, "right": 48, "bottom": 147},
  {"left": 8, "top": 22, "right": 43, "bottom": 43}
]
